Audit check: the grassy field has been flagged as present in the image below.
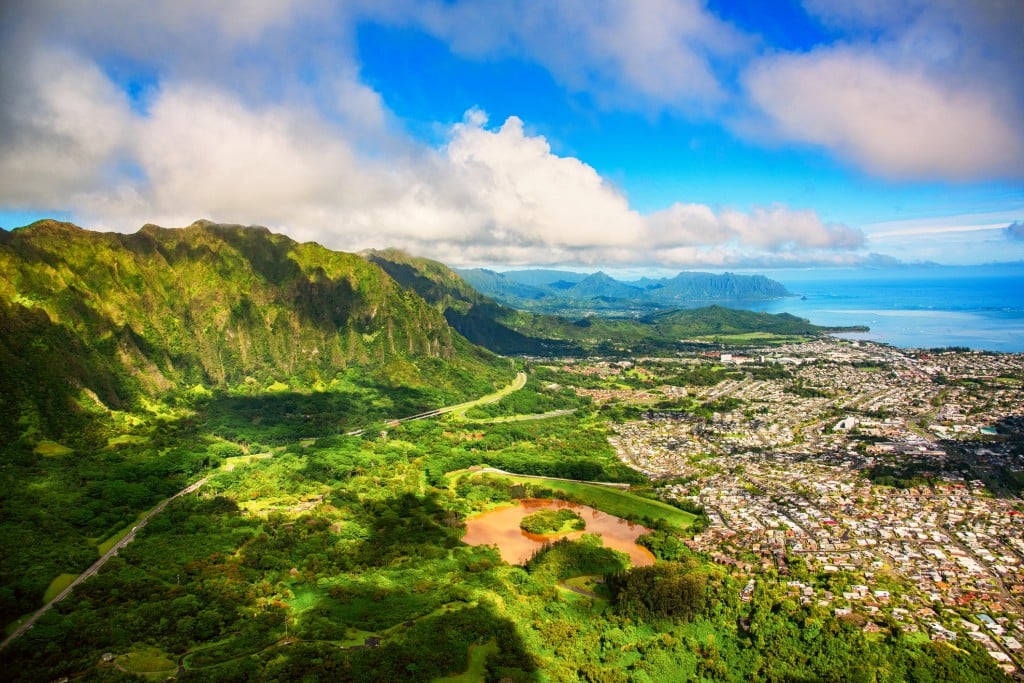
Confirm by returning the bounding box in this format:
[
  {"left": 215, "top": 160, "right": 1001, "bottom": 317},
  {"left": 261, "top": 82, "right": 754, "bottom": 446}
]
[
  {"left": 106, "top": 434, "right": 150, "bottom": 448},
  {"left": 116, "top": 645, "right": 176, "bottom": 675},
  {"left": 694, "top": 332, "right": 808, "bottom": 345},
  {"left": 42, "top": 573, "right": 77, "bottom": 602},
  {"left": 445, "top": 372, "right": 527, "bottom": 420},
  {"left": 33, "top": 440, "right": 73, "bottom": 456},
  {"left": 473, "top": 472, "right": 697, "bottom": 530},
  {"left": 95, "top": 510, "right": 147, "bottom": 555},
  {"left": 435, "top": 639, "right": 498, "bottom": 682}
]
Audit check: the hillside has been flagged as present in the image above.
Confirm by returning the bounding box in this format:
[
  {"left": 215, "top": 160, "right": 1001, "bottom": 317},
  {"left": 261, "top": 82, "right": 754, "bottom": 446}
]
[
  {"left": 363, "top": 249, "right": 582, "bottom": 355},
  {"left": 459, "top": 266, "right": 790, "bottom": 314},
  {"left": 0, "top": 220, "right": 503, "bottom": 446},
  {"left": 367, "top": 251, "right": 844, "bottom": 357}
]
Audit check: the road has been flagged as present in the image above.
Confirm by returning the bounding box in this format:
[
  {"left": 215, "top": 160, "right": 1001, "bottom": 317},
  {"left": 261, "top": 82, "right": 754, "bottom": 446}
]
[
  {"left": 1, "top": 372, "right": 528, "bottom": 650},
  {"left": 0, "top": 478, "right": 208, "bottom": 652},
  {"left": 346, "top": 372, "right": 527, "bottom": 435}
]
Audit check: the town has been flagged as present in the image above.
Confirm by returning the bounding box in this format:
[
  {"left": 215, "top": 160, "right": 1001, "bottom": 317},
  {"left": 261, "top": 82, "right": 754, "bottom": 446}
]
[{"left": 554, "top": 339, "right": 1024, "bottom": 676}]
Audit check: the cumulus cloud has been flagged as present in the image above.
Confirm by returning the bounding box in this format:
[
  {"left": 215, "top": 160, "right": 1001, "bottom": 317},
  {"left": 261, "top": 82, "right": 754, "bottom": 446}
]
[
  {"left": 742, "top": 48, "right": 1024, "bottom": 180},
  {"left": 739, "top": 0, "right": 1024, "bottom": 181},
  {"left": 648, "top": 203, "right": 863, "bottom": 252},
  {"left": 405, "top": 0, "right": 748, "bottom": 111},
  {"left": 443, "top": 115, "right": 646, "bottom": 247},
  {"left": 0, "top": 0, "right": 872, "bottom": 269},
  {"left": 0, "top": 48, "right": 135, "bottom": 207},
  {"left": 1007, "top": 222, "right": 1024, "bottom": 241}
]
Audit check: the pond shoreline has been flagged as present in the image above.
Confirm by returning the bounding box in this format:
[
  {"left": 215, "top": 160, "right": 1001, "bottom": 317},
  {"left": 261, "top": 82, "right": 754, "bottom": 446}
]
[{"left": 462, "top": 498, "right": 655, "bottom": 566}]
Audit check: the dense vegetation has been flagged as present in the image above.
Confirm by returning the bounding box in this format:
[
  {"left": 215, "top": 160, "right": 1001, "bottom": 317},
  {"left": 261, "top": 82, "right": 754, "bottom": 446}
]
[
  {"left": 365, "top": 249, "right": 857, "bottom": 357},
  {"left": 457, "top": 267, "right": 791, "bottom": 314},
  {"left": 0, "top": 223, "right": 1006, "bottom": 681},
  {"left": 1, "top": 412, "right": 1006, "bottom": 681},
  {"left": 519, "top": 509, "right": 586, "bottom": 534}
]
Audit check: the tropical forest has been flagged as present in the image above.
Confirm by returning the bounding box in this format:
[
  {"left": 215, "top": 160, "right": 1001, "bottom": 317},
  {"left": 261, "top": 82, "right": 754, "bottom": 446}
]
[{"left": 0, "top": 220, "right": 1013, "bottom": 682}]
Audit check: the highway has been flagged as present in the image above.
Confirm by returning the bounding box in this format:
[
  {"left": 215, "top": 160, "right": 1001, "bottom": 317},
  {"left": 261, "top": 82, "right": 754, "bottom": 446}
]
[
  {"left": 1, "top": 372, "right": 529, "bottom": 650},
  {"left": 0, "top": 478, "right": 208, "bottom": 651}
]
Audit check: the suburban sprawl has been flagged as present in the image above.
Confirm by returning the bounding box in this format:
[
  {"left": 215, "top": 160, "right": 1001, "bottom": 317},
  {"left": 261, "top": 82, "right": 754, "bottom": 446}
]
[{"left": 550, "top": 339, "right": 1024, "bottom": 676}]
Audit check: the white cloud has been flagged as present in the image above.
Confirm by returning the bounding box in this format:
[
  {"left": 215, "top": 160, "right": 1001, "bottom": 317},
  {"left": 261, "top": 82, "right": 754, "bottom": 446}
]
[
  {"left": 649, "top": 203, "right": 863, "bottom": 251},
  {"left": 0, "top": 49, "right": 134, "bottom": 207},
  {"left": 743, "top": 48, "right": 1024, "bottom": 180},
  {"left": 444, "top": 115, "right": 646, "bottom": 247},
  {"left": 406, "top": 0, "right": 747, "bottom": 111},
  {"left": 0, "top": 1, "right": 873, "bottom": 270}
]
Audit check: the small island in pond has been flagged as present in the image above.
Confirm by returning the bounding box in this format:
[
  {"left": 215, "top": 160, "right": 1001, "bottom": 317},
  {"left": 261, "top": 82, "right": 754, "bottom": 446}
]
[{"left": 520, "top": 508, "right": 587, "bottom": 534}]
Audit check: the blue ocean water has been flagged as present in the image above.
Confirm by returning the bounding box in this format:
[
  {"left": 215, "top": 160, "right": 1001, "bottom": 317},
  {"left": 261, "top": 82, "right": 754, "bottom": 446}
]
[{"left": 727, "top": 267, "right": 1024, "bottom": 353}]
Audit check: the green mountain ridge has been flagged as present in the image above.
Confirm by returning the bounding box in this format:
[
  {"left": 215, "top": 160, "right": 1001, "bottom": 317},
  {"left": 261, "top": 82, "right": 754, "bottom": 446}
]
[
  {"left": 0, "top": 220, "right": 501, "bottom": 446},
  {"left": 458, "top": 266, "right": 791, "bottom": 314},
  {"left": 365, "top": 249, "right": 845, "bottom": 357}
]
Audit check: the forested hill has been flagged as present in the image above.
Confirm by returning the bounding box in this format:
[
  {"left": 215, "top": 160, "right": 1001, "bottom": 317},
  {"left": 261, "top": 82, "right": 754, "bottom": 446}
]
[
  {"left": 364, "top": 250, "right": 847, "bottom": 357},
  {"left": 458, "top": 266, "right": 791, "bottom": 314},
  {"left": 0, "top": 220, "right": 501, "bottom": 446},
  {"left": 363, "top": 249, "right": 582, "bottom": 355}
]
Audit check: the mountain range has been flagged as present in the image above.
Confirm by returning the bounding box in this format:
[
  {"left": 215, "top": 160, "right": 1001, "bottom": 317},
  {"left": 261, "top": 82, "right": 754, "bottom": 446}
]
[
  {"left": 0, "top": 220, "right": 501, "bottom": 447},
  {"left": 1, "top": 220, "right": 841, "bottom": 449},
  {"left": 457, "top": 267, "right": 790, "bottom": 314}
]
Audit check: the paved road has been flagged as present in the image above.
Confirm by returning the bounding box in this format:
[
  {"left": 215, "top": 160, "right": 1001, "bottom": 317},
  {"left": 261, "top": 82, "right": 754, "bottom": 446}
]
[
  {"left": 0, "top": 478, "right": 208, "bottom": 651},
  {"left": 346, "top": 372, "right": 527, "bottom": 435}
]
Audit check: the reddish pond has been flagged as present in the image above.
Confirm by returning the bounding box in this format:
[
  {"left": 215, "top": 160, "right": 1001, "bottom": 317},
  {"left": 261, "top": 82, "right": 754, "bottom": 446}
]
[{"left": 462, "top": 498, "right": 655, "bottom": 567}]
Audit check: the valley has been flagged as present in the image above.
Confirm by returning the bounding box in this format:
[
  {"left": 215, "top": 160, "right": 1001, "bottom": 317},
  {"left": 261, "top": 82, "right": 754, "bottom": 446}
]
[{"left": 0, "top": 222, "right": 1019, "bottom": 681}]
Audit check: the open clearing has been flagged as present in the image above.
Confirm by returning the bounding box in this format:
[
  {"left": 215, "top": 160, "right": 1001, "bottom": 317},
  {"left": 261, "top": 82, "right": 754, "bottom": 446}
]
[
  {"left": 42, "top": 574, "right": 77, "bottom": 603},
  {"left": 468, "top": 471, "right": 696, "bottom": 530},
  {"left": 116, "top": 645, "right": 176, "bottom": 675},
  {"left": 33, "top": 440, "right": 73, "bottom": 456},
  {"left": 435, "top": 638, "right": 498, "bottom": 682}
]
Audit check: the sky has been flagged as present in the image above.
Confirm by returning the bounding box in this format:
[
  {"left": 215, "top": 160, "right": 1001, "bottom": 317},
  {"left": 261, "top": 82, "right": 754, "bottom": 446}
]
[{"left": 1, "top": 0, "right": 1022, "bottom": 271}]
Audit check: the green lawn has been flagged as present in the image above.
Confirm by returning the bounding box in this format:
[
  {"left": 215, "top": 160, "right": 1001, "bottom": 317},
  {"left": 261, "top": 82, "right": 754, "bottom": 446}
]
[
  {"left": 96, "top": 509, "right": 148, "bottom": 554},
  {"left": 694, "top": 332, "right": 808, "bottom": 345},
  {"left": 42, "top": 573, "right": 77, "bottom": 602},
  {"left": 117, "top": 645, "right": 176, "bottom": 675},
  {"left": 474, "top": 472, "right": 696, "bottom": 530},
  {"left": 33, "top": 440, "right": 73, "bottom": 456}
]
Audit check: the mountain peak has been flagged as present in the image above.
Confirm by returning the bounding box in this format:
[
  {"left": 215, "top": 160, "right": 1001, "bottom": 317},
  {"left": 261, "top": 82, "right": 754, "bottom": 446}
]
[{"left": 19, "top": 218, "right": 84, "bottom": 234}]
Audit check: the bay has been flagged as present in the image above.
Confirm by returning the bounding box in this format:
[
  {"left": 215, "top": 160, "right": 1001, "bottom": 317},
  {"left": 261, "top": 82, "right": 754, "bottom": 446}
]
[{"left": 726, "top": 266, "right": 1024, "bottom": 353}]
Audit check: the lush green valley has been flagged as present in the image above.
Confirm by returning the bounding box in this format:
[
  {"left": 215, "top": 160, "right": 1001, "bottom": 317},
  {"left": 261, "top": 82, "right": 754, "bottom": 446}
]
[
  {"left": 366, "top": 249, "right": 860, "bottom": 357},
  {"left": 0, "top": 222, "right": 1005, "bottom": 681}
]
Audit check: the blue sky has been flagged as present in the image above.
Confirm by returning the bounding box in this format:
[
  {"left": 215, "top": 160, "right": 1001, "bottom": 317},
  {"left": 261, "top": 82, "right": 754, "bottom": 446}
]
[{"left": 1, "top": 0, "right": 1022, "bottom": 270}]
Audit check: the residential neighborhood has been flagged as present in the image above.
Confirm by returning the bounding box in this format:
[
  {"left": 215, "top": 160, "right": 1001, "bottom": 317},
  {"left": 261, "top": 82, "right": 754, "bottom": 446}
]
[{"left": 568, "top": 339, "right": 1024, "bottom": 675}]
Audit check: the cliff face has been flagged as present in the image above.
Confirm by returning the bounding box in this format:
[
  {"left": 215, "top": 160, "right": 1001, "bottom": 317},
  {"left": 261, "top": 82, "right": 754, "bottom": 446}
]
[{"left": 0, "top": 220, "right": 497, "bottom": 442}]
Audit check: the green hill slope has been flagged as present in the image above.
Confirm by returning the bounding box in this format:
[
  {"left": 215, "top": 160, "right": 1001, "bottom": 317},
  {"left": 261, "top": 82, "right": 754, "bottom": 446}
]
[
  {"left": 365, "top": 250, "right": 846, "bottom": 357},
  {"left": 0, "top": 220, "right": 502, "bottom": 446}
]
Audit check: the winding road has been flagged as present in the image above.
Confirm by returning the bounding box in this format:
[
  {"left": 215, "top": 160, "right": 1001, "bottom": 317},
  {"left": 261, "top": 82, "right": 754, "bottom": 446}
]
[
  {"left": 1, "top": 371, "right": 529, "bottom": 651},
  {"left": 346, "top": 372, "right": 527, "bottom": 435}
]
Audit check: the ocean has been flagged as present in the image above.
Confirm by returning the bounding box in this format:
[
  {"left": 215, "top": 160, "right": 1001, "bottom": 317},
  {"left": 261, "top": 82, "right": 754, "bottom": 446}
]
[{"left": 727, "top": 266, "right": 1024, "bottom": 353}]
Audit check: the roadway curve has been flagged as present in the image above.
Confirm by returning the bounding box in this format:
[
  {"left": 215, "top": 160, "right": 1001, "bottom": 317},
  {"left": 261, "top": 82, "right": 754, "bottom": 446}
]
[
  {"left": 347, "top": 372, "right": 527, "bottom": 435},
  {"left": 0, "top": 478, "right": 208, "bottom": 651}
]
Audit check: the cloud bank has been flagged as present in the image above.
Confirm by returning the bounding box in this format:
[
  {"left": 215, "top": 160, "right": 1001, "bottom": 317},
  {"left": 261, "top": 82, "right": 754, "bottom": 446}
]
[
  {"left": 1, "top": 0, "right": 1020, "bottom": 269},
  {"left": 742, "top": 49, "right": 1024, "bottom": 180},
  {"left": 741, "top": 0, "right": 1024, "bottom": 180}
]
